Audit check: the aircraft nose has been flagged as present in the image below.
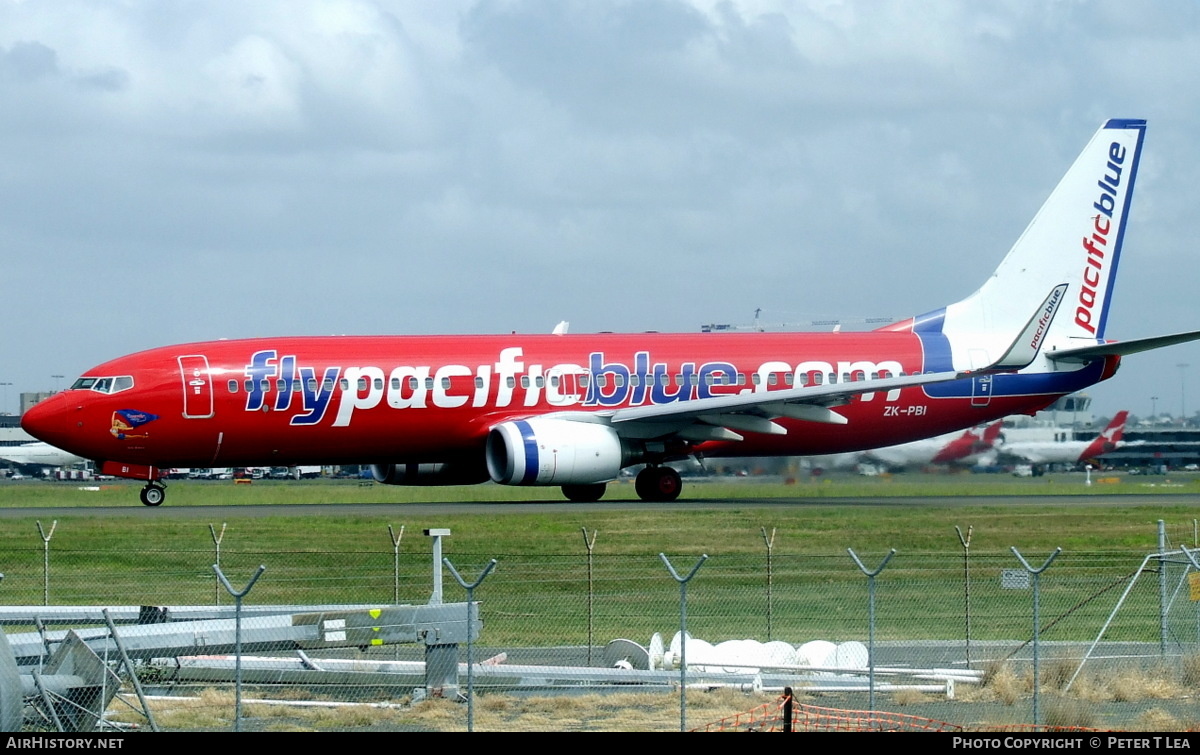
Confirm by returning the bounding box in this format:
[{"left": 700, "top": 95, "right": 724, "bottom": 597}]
[{"left": 20, "top": 393, "right": 76, "bottom": 449}]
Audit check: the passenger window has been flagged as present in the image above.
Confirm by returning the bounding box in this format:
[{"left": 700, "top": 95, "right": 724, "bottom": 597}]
[{"left": 228, "top": 380, "right": 238, "bottom": 393}]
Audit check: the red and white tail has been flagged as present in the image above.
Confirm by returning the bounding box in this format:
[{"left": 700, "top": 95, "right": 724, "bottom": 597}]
[{"left": 1078, "top": 410, "right": 1129, "bottom": 461}]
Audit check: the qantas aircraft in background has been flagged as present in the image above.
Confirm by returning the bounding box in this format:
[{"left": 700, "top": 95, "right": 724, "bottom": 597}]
[
  {"left": 806, "top": 420, "right": 1002, "bottom": 473},
  {"left": 863, "top": 421, "right": 1004, "bottom": 470},
  {"left": 991, "top": 411, "right": 1129, "bottom": 471},
  {"left": 20, "top": 119, "right": 1200, "bottom": 506}
]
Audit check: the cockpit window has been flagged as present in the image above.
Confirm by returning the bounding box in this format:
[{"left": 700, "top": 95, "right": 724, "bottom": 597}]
[{"left": 69, "top": 376, "right": 134, "bottom": 394}]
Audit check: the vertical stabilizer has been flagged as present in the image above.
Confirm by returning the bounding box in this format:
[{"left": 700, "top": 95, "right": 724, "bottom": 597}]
[
  {"left": 1078, "top": 410, "right": 1129, "bottom": 461},
  {"left": 897, "top": 120, "right": 1146, "bottom": 373}
]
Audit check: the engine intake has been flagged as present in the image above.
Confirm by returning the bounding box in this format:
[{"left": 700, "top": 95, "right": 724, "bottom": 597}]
[{"left": 486, "top": 418, "right": 624, "bottom": 485}]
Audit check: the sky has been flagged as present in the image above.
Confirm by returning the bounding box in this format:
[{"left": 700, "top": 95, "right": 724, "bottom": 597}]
[{"left": 2, "top": 0, "right": 1199, "bottom": 422}]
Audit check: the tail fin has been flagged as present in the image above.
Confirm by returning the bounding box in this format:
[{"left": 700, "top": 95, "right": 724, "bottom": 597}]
[
  {"left": 888, "top": 120, "right": 1147, "bottom": 372},
  {"left": 980, "top": 420, "right": 1004, "bottom": 447},
  {"left": 1079, "top": 410, "right": 1130, "bottom": 460}
]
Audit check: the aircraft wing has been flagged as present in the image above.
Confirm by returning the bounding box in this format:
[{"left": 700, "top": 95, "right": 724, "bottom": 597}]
[
  {"left": 1046, "top": 329, "right": 1200, "bottom": 363},
  {"left": 596, "top": 292, "right": 1064, "bottom": 442},
  {"left": 601, "top": 369, "right": 972, "bottom": 441}
]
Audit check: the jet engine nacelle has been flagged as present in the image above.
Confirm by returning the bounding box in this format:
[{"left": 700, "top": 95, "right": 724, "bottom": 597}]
[
  {"left": 486, "top": 418, "right": 623, "bottom": 486},
  {"left": 371, "top": 461, "right": 489, "bottom": 486}
]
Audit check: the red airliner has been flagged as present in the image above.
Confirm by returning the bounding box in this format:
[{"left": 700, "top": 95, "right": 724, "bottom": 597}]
[{"left": 20, "top": 119, "right": 1200, "bottom": 506}]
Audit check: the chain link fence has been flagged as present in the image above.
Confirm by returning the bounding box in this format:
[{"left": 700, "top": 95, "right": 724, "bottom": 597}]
[{"left": 2, "top": 520, "right": 1199, "bottom": 732}]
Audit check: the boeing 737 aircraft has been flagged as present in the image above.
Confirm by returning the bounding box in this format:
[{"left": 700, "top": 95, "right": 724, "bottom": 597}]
[{"left": 20, "top": 119, "right": 1200, "bottom": 505}]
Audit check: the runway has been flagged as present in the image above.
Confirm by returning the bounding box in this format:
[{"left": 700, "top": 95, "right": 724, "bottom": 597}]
[{"left": 2, "top": 493, "right": 1199, "bottom": 519}]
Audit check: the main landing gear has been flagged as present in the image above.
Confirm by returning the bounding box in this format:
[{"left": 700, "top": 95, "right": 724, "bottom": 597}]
[
  {"left": 139, "top": 482, "right": 166, "bottom": 507},
  {"left": 634, "top": 465, "right": 682, "bottom": 502},
  {"left": 558, "top": 465, "right": 684, "bottom": 503}
]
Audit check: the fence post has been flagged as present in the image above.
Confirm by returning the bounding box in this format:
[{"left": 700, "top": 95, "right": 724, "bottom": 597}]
[
  {"left": 444, "top": 557, "right": 497, "bottom": 733},
  {"left": 847, "top": 547, "right": 895, "bottom": 714},
  {"left": 581, "top": 528, "right": 597, "bottom": 666},
  {"left": 1159, "top": 520, "right": 1169, "bottom": 658},
  {"left": 762, "top": 527, "right": 776, "bottom": 641},
  {"left": 955, "top": 525, "right": 973, "bottom": 668},
  {"left": 209, "top": 523, "right": 226, "bottom": 606},
  {"left": 661, "top": 552, "right": 707, "bottom": 732},
  {"left": 213, "top": 563, "right": 266, "bottom": 732},
  {"left": 388, "top": 525, "right": 405, "bottom": 604},
  {"left": 1011, "top": 546, "right": 1061, "bottom": 727},
  {"left": 36, "top": 521, "right": 56, "bottom": 607}
]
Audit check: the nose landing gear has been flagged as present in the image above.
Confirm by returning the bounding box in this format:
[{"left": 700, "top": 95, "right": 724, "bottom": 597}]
[{"left": 139, "top": 482, "right": 166, "bottom": 507}]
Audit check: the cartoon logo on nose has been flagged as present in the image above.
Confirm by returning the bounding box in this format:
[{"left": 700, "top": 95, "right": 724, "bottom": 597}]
[{"left": 111, "top": 409, "right": 159, "bottom": 439}]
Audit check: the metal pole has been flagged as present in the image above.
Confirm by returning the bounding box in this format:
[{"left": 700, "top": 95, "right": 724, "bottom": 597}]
[
  {"left": 425, "top": 529, "right": 450, "bottom": 605},
  {"left": 1011, "top": 546, "right": 1061, "bottom": 727},
  {"left": 213, "top": 564, "right": 266, "bottom": 732},
  {"left": 955, "top": 525, "right": 973, "bottom": 668},
  {"left": 209, "top": 523, "right": 226, "bottom": 606},
  {"left": 761, "top": 527, "right": 776, "bottom": 641},
  {"left": 101, "top": 608, "right": 159, "bottom": 732},
  {"left": 36, "top": 521, "right": 56, "bottom": 607},
  {"left": 388, "top": 525, "right": 405, "bottom": 604},
  {"left": 661, "top": 552, "right": 707, "bottom": 732},
  {"left": 443, "top": 557, "right": 497, "bottom": 733},
  {"left": 848, "top": 547, "right": 895, "bottom": 714},
  {"left": 1180, "top": 546, "right": 1200, "bottom": 650},
  {"left": 1159, "top": 520, "right": 1168, "bottom": 657},
  {"left": 581, "top": 528, "right": 597, "bottom": 666}
]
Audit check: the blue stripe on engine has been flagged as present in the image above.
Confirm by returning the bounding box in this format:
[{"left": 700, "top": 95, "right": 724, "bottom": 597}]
[{"left": 515, "top": 420, "right": 539, "bottom": 484}]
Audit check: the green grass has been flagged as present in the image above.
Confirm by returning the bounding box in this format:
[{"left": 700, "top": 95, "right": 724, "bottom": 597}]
[{"left": 1, "top": 474, "right": 1198, "bottom": 647}]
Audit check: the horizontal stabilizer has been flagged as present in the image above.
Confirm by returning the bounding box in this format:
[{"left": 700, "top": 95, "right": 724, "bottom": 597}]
[{"left": 1046, "top": 330, "right": 1200, "bottom": 363}]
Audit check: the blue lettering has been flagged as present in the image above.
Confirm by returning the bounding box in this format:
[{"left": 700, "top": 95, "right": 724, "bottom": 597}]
[
  {"left": 244, "top": 350, "right": 277, "bottom": 412},
  {"left": 274, "top": 355, "right": 296, "bottom": 411},
  {"left": 585, "top": 353, "right": 630, "bottom": 407},
  {"left": 697, "top": 362, "right": 738, "bottom": 400},
  {"left": 650, "top": 362, "right": 694, "bottom": 404},
  {"left": 290, "top": 366, "right": 341, "bottom": 425},
  {"left": 630, "top": 351, "right": 651, "bottom": 405}
]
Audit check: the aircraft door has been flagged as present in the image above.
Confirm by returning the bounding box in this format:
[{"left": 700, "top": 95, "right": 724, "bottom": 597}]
[
  {"left": 178, "top": 355, "right": 215, "bottom": 419},
  {"left": 969, "top": 349, "right": 992, "bottom": 407}
]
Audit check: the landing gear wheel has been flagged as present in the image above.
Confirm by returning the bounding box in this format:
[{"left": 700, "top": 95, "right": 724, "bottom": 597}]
[
  {"left": 562, "top": 483, "right": 607, "bottom": 503},
  {"left": 635, "top": 466, "right": 682, "bottom": 502},
  {"left": 140, "top": 483, "right": 165, "bottom": 507}
]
